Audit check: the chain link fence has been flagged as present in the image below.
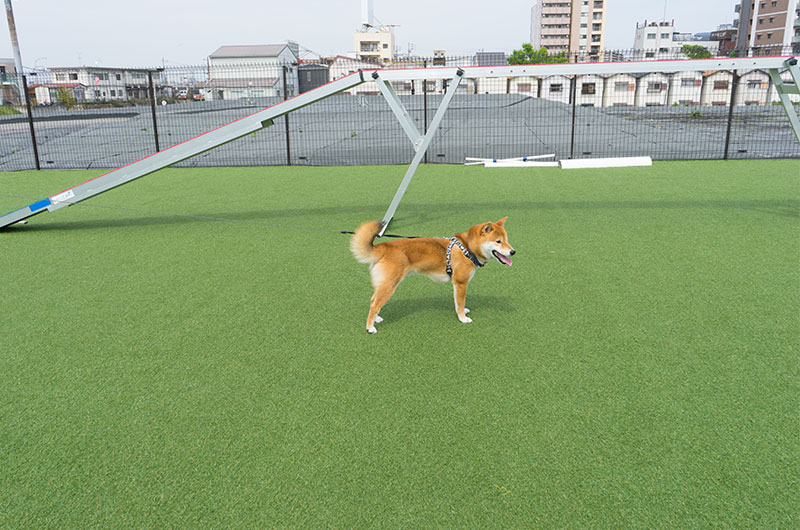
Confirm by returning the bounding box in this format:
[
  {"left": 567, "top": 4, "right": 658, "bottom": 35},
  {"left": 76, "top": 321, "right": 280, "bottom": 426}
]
[{"left": 0, "top": 48, "right": 798, "bottom": 171}]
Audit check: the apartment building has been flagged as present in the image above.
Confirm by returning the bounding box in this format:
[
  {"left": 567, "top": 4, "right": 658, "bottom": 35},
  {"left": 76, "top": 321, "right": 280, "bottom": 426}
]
[
  {"left": 734, "top": 0, "right": 800, "bottom": 54},
  {"left": 354, "top": 26, "right": 395, "bottom": 64},
  {"left": 530, "top": 0, "right": 606, "bottom": 61},
  {"left": 49, "top": 66, "right": 150, "bottom": 102}
]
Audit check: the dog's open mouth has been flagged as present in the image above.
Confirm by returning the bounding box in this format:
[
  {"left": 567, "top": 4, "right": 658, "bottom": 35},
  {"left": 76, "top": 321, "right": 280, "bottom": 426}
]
[{"left": 493, "top": 250, "right": 513, "bottom": 266}]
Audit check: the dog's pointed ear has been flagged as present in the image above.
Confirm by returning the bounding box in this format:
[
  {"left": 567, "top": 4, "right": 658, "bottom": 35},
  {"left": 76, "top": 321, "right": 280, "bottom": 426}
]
[
  {"left": 497, "top": 216, "right": 508, "bottom": 226},
  {"left": 481, "top": 222, "right": 493, "bottom": 234}
]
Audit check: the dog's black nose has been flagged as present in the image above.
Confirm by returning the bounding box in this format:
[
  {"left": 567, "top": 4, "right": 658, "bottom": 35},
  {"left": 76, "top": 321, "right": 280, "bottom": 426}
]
[{"left": 510, "top": 249, "right": 516, "bottom": 256}]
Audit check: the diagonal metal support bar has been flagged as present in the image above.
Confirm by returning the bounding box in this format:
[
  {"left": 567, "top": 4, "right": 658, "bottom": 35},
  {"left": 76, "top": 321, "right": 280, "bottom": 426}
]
[
  {"left": 0, "top": 72, "right": 365, "bottom": 229},
  {"left": 378, "top": 69, "right": 464, "bottom": 236},
  {"left": 768, "top": 58, "right": 800, "bottom": 145},
  {"left": 373, "top": 72, "right": 423, "bottom": 150}
]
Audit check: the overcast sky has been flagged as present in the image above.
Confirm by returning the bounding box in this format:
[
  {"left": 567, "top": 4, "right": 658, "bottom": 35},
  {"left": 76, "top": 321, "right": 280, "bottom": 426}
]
[{"left": 1, "top": 0, "right": 737, "bottom": 68}]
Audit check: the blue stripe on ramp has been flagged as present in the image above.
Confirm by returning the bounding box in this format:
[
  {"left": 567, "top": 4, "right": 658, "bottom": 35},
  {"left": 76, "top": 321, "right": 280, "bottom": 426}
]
[{"left": 28, "top": 198, "right": 52, "bottom": 212}]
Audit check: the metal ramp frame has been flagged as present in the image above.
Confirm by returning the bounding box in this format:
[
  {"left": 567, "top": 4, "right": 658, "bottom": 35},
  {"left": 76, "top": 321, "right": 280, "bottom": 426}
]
[
  {"left": 2, "top": 56, "right": 799, "bottom": 233},
  {"left": 0, "top": 71, "right": 366, "bottom": 229}
]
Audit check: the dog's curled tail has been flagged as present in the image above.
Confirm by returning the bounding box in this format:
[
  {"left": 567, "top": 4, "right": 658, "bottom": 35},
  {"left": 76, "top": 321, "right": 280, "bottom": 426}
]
[{"left": 350, "top": 220, "right": 383, "bottom": 264}]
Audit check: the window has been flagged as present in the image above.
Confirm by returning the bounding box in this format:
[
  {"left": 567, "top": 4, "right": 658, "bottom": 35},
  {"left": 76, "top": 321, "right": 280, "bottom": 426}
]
[
  {"left": 615, "top": 82, "right": 629, "bottom": 91},
  {"left": 769, "top": 17, "right": 774, "bottom": 23},
  {"left": 714, "top": 80, "right": 730, "bottom": 90},
  {"left": 550, "top": 83, "right": 563, "bottom": 93},
  {"left": 659, "top": 47, "right": 669, "bottom": 52},
  {"left": 518, "top": 83, "right": 531, "bottom": 93},
  {"left": 55, "top": 73, "right": 66, "bottom": 81},
  {"left": 581, "top": 82, "right": 596, "bottom": 94},
  {"left": 645, "top": 51, "right": 655, "bottom": 57},
  {"left": 115, "top": 74, "right": 121, "bottom": 80},
  {"left": 681, "top": 77, "right": 696, "bottom": 87},
  {"left": 647, "top": 82, "right": 663, "bottom": 92},
  {"left": 382, "top": 43, "right": 388, "bottom": 49},
  {"left": 771, "top": 1, "right": 776, "bottom": 6},
  {"left": 647, "top": 33, "right": 656, "bottom": 39},
  {"left": 661, "top": 33, "right": 669, "bottom": 38},
  {"left": 69, "top": 73, "right": 78, "bottom": 80},
  {"left": 757, "top": 34, "right": 762, "bottom": 40}
]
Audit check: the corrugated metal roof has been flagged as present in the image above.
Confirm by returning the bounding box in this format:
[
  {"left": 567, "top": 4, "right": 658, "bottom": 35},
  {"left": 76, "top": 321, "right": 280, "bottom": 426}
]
[{"left": 210, "top": 45, "right": 290, "bottom": 58}]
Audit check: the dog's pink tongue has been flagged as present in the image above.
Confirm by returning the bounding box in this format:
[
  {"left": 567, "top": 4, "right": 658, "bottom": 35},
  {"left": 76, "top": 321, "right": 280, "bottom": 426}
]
[{"left": 500, "top": 254, "right": 512, "bottom": 266}]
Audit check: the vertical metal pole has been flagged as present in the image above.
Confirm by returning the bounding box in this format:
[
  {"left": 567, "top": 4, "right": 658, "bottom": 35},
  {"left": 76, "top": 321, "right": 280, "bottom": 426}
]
[
  {"left": 423, "top": 60, "right": 428, "bottom": 164},
  {"left": 4, "top": 0, "right": 25, "bottom": 104},
  {"left": 282, "top": 65, "right": 291, "bottom": 166},
  {"left": 570, "top": 75, "right": 578, "bottom": 159},
  {"left": 723, "top": 71, "right": 739, "bottom": 160},
  {"left": 22, "top": 75, "right": 40, "bottom": 170},
  {"left": 148, "top": 71, "right": 160, "bottom": 152}
]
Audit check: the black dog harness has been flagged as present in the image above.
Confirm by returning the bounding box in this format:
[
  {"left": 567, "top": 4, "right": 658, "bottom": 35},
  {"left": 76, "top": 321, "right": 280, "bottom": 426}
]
[{"left": 445, "top": 237, "right": 484, "bottom": 277}]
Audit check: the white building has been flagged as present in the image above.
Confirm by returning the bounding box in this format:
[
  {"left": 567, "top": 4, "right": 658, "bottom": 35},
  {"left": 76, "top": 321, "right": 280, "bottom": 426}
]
[
  {"left": 207, "top": 45, "right": 298, "bottom": 101},
  {"left": 602, "top": 73, "right": 636, "bottom": 107},
  {"left": 734, "top": 70, "right": 771, "bottom": 105},
  {"left": 668, "top": 71, "right": 703, "bottom": 106},
  {"left": 634, "top": 72, "right": 671, "bottom": 106},
  {"left": 576, "top": 74, "right": 604, "bottom": 106},
  {"left": 49, "top": 66, "right": 151, "bottom": 102},
  {"left": 700, "top": 71, "right": 734, "bottom": 106},
  {"left": 634, "top": 21, "right": 719, "bottom": 60},
  {"left": 540, "top": 75, "right": 571, "bottom": 104}
]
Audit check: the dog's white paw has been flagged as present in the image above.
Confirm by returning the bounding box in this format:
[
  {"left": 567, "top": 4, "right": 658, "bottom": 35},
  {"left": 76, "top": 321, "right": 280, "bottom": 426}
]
[
  {"left": 367, "top": 325, "right": 377, "bottom": 334},
  {"left": 458, "top": 315, "right": 473, "bottom": 324},
  {"left": 464, "top": 308, "right": 470, "bottom": 315},
  {"left": 374, "top": 315, "right": 383, "bottom": 323}
]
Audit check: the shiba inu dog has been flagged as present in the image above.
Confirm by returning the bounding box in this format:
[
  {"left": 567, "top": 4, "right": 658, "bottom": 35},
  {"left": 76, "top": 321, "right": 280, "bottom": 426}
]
[{"left": 350, "top": 217, "right": 515, "bottom": 333}]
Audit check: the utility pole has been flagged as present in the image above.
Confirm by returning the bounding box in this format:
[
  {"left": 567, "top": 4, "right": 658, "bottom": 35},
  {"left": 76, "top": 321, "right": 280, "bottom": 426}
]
[{"left": 4, "top": 0, "right": 25, "bottom": 103}]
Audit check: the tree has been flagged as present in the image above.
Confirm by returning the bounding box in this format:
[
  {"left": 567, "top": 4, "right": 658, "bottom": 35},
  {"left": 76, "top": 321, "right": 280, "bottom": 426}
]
[
  {"left": 682, "top": 44, "right": 713, "bottom": 60},
  {"left": 508, "top": 43, "right": 568, "bottom": 65},
  {"left": 56, "top": 87, "right": 76, "bottom": 109}
]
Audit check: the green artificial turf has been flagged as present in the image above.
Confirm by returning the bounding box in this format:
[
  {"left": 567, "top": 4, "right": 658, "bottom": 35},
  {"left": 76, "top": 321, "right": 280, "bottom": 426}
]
[{"left": 1, "top": 161, "right": 798, "bottom": 527}]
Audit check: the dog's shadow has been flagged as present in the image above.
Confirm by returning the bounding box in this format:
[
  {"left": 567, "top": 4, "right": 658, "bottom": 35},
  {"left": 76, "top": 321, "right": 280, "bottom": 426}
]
[{"left": 383, "top": 294, "right": 515, "bottom": 324}]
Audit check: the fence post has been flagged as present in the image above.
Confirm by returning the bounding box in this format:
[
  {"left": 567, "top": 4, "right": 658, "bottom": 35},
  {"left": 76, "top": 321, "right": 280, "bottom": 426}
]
[
  {"left": 282, "top": 65, "right": 291, "bottom": 166},
  {"left": 569, "top": 75, "right": 578, "bottom": 159},
  {"left": 21, "top": 74, "right": 40, "bottom": 170},
  {"left": 147, "top": 71, "right": 160, "bottom": 153},
  {"left": 423, "top": 59, "right": 428, "bottom": 164},
  {"left": 723, "top": 71, "right": 740, "bottom": 160}
]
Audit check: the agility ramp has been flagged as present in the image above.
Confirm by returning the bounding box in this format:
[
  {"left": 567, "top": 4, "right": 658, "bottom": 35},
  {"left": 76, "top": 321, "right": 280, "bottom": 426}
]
[
  {"left": 0, "top": 71, "right": 366, "bottom": 228},
  {"left": 2, "top": 56, "right": 798, "bottom": 232}
]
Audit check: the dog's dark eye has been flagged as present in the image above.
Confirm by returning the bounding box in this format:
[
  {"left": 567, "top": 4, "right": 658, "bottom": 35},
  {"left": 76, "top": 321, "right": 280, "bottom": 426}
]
[{"left": 496, "top": 240, "right": 501, "bottom": 244}]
